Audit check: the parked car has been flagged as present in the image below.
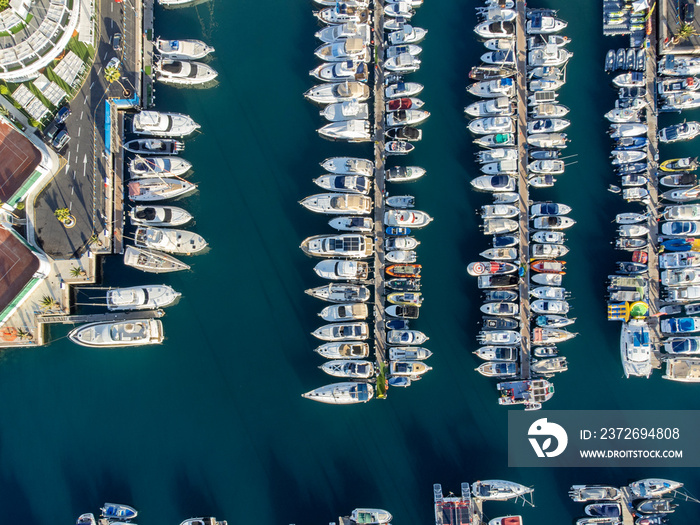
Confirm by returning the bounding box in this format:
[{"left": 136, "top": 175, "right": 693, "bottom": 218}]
[
  {"left": 52, "top": 129, "right": 70, "bottom": 151},
  {"left": 54, "top": 106, "right": 71, "bottom": 124},
  {"left": 44, "top": 121, "right": 61, "bottom": 141},
  {"left": 112, "top": 33, "right": 122, "bottom": 51},
  {"left": 106, "top": 57, "right": 121, "bottom": 71},
  {"left": 682, "top": 0, "right": 695, "bottom": 23}
]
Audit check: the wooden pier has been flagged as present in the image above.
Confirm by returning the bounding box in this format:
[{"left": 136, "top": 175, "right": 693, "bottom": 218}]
[
  {"left": 515, "top": 0, "right": 531, "bottom": 379},
  {"left": 372, "top": 1, "right": 387, "bottom": 366},
  {"left": 619, "top": 487, "right": 636, "bottom": 525},
  {"left": 36, "top": 309, "right": 165, "bottom": 325}
]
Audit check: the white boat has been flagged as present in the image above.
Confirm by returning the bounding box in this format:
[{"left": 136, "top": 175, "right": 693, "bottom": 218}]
[
  {"left": 528, "top": 159, "right": 565, "bottom": 174},
  {"left": 530, "top": 104, "right": 572, "bottom": 118},
  {"left": 532, "top": 272, "right": 562, "bottom": 286},
  {"left": 314, "top": 174, "right": 370, "bottom": 194},
  {"left": 127, "top": 178, "right": 196, "bottom": 202},
  {"left": 612, "top": 71, "right": 645, "bottom": 88},
  {"left": 300, "top": 193, "right": 372, "bottom": 214},
  {"left": 305, "top": 81, "right": 370, "bottom": 105},
  {"left": 667, "top": 286, "right": 700, "bottom": 302},
  {"left": 610, "top": 123, "right": 648, "bottom": 138},
  {"left": 386, "top": 195, "right": 415, "bottom": 208},
  {"left": 305, "top": 283, "right": 371, "bottom": 303},
  {"left": 662, "top": 268, "right": 700, "bottom": 286},
  {"left": 664, "top": 357, "right": 700, "bottom": 381},
  {"left": 474, "top": 21, "right": 516, "bottom": 39},
  {"left": 528, "top": 175, "right": 556, "bottom": 188},
  {"left": 484, "top": 38, "right": 514, "bottom": 51},
  {"left": 386, "top": 109, "right": 430, "bottom": 126},
  {"left": 129, "top": 205, "right": 193, "bottom": 227},
  {"left": 129, "top": 156, "right": 192, "bottom": 177},
  {"left": 489, "top": 517, "right": 522, "bottom": 525},
  {"left": 662, "top": 187, "right": 700, "bottom": 202},
  {"left": 320, "top": 359, "right": 374, "bottom": 378},
  {"left": 388, "top": 346, "right": 432, "bottom": 360},
  {"left": 132, "top": 111, "right": 200, "bottom": 138},
  {"left": 472, "top": 480, "right": 533, "bottom": 501},
  {"left": 532, "top": 230, "right": 565, "bottom": 243},
  {"left": 386, "top": 165, "right": 426, "bottom": 182},
  {"left": 531, "top": 202, "right": 571, "bottom": 216},
  {"left": 179, "top": 518, "right": 227, "bottom": 525},
  {"left": 314, "top": 341, "right": 370, "bottom": 359},
  {"left": 659, "top": 55, "right": 700, "bottom": 76},
  {"left": 659, "top": 121, "right": 700, "bottom": 143},
  {"left": 481, "top": 160, "right": 518, "bottom": 175},
  {"left": 527, "top": 118, "right": 570, "bottom": 134},
  {"left": 384, "top": 209, "right": 433, "bottom": 228},
  {"left": 532, "top": 216, "right": 576, "bottom": 230},
  {"left": 474, "top": 346, "right": 518, "bottom": 361},
  {"left": 316, "top": 5, "right": 369, "bottom": 24},
  {"left": 385, "top": 53, "right": 421, "bottom": 72},
  {"left": 477, "top": 148, "right": 517, "bottom": 164},
  {"left": 301, "top": 234, "right": 374, "bottom": 258},
  {"left": 526, "top": 133, "right": 567, "bottom": 148},
  {"left": 313, "top": 259, "right": 370, "bottom": 280},
  {"left": 481, "top": 302, "right": 519, "bottom": 316},
  {"left": 569, "top": 486, "right": 622, "bottom": 503},
  {"left": 315, "top": 21, "right": 371, "bottom": 43},
  {"left": 322, "top": 156, "right": 374, "bottom": 175},
  {"left": 350, "top": 509, "right": 393, "bottom": 525},
  {"left": 616, "top": 212, "right": 647, "bottom": 224},
  {"left": 329, "top": 216, "right": 373, "bottom": 232},
  {"left": 526, "top": 15, "right": 567, "bottom": 34},
  {"left": 528, "top": 45, "right": 572, "bottom": 67},
  {"left": 386, "top": 250, "right": 417, "bottom": 263},
  {"left": 315, "top": 38, "right": 369, "bottom": 62},
  {"left": 302, "top": 382, "right": 374, "bottom": 404},
  {"left": 385, "top": 140, "right": 415, "bottom": 155},
  {"left": 123, "top": 246, "right": 190, "bottom": 273},
  {"left": 664, "top": 337, "right": 700, "bottom": 354},
  {"left": 390, "top": 360, "right": 431, "bottom": 376},
  {"left": 155, "top": 38, "right": 214, "bottom": 60},
  {"left": 477, "top": 330, "right": 521, "bottom": 345},
  {"left": 467, "top": 77, "right": 515, "bottom": 98},
  {"left": 529, "top": 78, "right": 565, "bottom": 91},
  {"left": 476, "top": 361, "right": 518, "bottom": 377},
  {"left": 604, "top": 107, "right": 640, "bottom": 123},
  {"left": 660, "top": 252, "right": 700, "bottom": 269},
  {"left": 77, "top": 514, "right": 96, "bottom": 525},
  {"left": 386, "top": 44, "right": 422, "bottom": 59},
  {"left": 663, "top": 205, "right": 700, "bottom": 221},
  {"left": 465, "top": 97, "right": 514, "bottom": 117},
  {"left": 155, "top": 59, "right": 217, "bottom": 85},
  {"left": 662, "top": 221, "right": 700, "bottom": 237},
  {"left": 532, "top": 244, "right": 568, "bottom": 258},
  {"left": 101, "top": 504, "right": 138, "bottom": 521},
  {"left": 531, "top": 286, "right": 567, "bottom": 300},
  {"left": 310, "top": 60, "right": 368, "bottom": 82},
  {"left": 319, "top": 303, "right": 369, "bottom": 322},
  {"left": 384, "top": 2, "right": 414, "bottom": 18},
  {"left": 611, "top": 150, "right": 646, "bottom": 164},
  {"left": 321, "top": 100, "right": 369, "bottom": 121},
  {"left": 531, "top": 299, "right": 569, "bottom": 315},
  {"left": 313, "top": 322, "right": 368, "bottom": 341},
  {"left": 386, "top": 81, "right": 424, "bottom": 99},
  {"left": 135, "top": 226, "right": 207, "bottom": 254},
  {"left": 124, "top": 138, "right": 184, "bottom": 155},
  {"left": 69, "top": 319, "right": 163, "bottom": 347},
  {"left": 318, "top": 120, "right": 372, "bottom": 142},
  {"left": 481, "top": 204, "right": 518, "bottom": 218},
  {"left": 474, "top": 133, "right": 515, "bottom": 147},
  {"left": 481, "top": 247, "right": 518, "bottom": 260},
  {"left": 107, "top": 285, "right": 180, "bottom": 311},
  {"left": 471, "top": 175, "right": 516, "bottom": 192},
  {"left": 468, "top": 117, "right": 514, "bottom": 134},
  {"left": 387, "top": 329, "right": 428, "bottom": 345},
  {"left": 483, "top": 218, "right": 518, "bottom": 234},
  {"left": 493, "top": 192, "right": 518, "bottom": 203},
  {"left": 629, "top": 479, "right": 683, "bottom": 498},
  {"left": 388, "top": 24, "right": 427, "bottom": 44},
  {"left": 481, "top": 50, "right": 515, "bottom": 66}
]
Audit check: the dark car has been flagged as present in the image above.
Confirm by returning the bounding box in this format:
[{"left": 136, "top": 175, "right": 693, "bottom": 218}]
[
  {"left": 112, "top": 33, "right": 122, "bottom": 51},
  {"left": 54, "top": 106, "right": 71, "bottom": 124},
  {"left": 52, "top": 129, "right": 70, "bottom": 151},
  {"left": 44, "top": 120, "right": 61, "bottom": 141},
  {"left": 682, "top": 0, "right": 695, "bottom": 23}
]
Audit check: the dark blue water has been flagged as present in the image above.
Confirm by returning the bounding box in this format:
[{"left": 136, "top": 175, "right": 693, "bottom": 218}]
[{"left": 0, "top": 1, "right": 697, "bottom": 523}]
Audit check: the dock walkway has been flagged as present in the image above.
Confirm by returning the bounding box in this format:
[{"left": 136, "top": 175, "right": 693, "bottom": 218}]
[
  {"left": 373, "top": 1, "right": 387, "bottom": 366},
  {"left": 37, "top": 309, "right": 165, "bottom": 325},
  {"left": 516, "top": 0, "right": 531, "bottom": 379},
  {"left": 619, "top": 487, "right": 636, "bottom": 525}
]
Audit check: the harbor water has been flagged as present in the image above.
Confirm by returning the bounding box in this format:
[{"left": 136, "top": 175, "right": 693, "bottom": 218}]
[{"left": 0, "top": 1, "right": 698, "bottom": 523}]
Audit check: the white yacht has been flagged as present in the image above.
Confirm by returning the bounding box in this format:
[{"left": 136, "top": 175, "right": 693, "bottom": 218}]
[
  {"left": 134, "top": 226, "right": 207, "bottom": 254},
  {"left": 305, "top": 283, "right": 371, "bottom": 303},
  {"left": 106, "top": 285, "right": 181, "bottom": 311},
  {"left": 329, "top": 216, "right": 373, "bottom": 231},
  {"left": 629, "top": 479, "right": 683, "bottom": 498},
  {"left": 316, "top": 5, "right": 369, "bottom": 25},
  {"left": 620, "top": 319, "right": 652, "bottom": 378},
  {"left": 315, "top": 21, "right": 371, "bottom": 44},
  {"left": 155, "top": 38, "right": 214, "bottom": 60},
  {"left": 314, "top": 174, "right": 370, "bottom": 194},
  {"left": 384, "top": 209, "right": 433, "bottom": 228},
  {"left": 527, "top": 133, "right": 568, "bottom": 148},
  {"left": 659, "top": 121, "right": 700, "bottom": 143},
  {"left": 69, "top": 319, "right": 164, "bottom": 347},
  {"left": 663, "top": 358, "right": 700, "bottom": 382},
  {"left": 477, "top": 148, "right": 517, "bottom": 164},
  {"left": 304, "top": 81, "right": 370, "bottom": 104},
  {"left": 471, "top": 175, "right": 516, "bottom": 192},
  {"left": 315, "top": 38, "right": 369, "bottom": 62},
  {"left": 387, "top": 329, "right": 428, "bottom": 345},
  {"left": 318, "top": 120, "right": 371, "bottom": 142},
  {"left": 472, "top": 480, "right": 533, "bottom": 501},
  {"left": 129, "top": 156, "right": 192, "bottom": 177},
  {"left": 390, "top": 360, "right": 431, "bottom": 376},
  {"left": 155, "top": 59, "right": 218, "bottom": 85},
  {"left": 132, "top": 110, "right": 200, "bottom": 138},
  {"left": 302, "top": 382, "right": 374, "bottom": 404},
  {"left": 320, "top": 360, "right": 374, "bottom": 379},
  {"left": 314, "top": 342, "right": 370, "bottom": 359},
  {"left": 386, "top": 165, "right": 425, "bottom": 182},
  {"left": 299, "top": 193, "right": 372, "bottom": 214},
  {"left": 300, "top": 234, "right": 374, "bottom": 258},
  {"left": 467, "top": 77, "right": 516, "bottom": 98},
  {"left": 386, "top": 44, "right": 422, "bottom": 58},
  {"left": 129, "top": 205, "right": 193, "bottom": 227},
  {"left": 528, "top": 45, "right": 572, "bottom": 67},
  {"left": 127, "top": 178, "right": 197, "bottom": 201},
  {"left": 386, "top": 109, "right": 430, "bottom": 126},
  {"left": 321, "top": 100, "right": 369, "bottom": 121},
  {"left": 313, "top": 259, "right": 370, "bottom": 280},
  {"left": 474, "top": 21, "right": 515, "bottom": 39},
  {"left": 312, "top": 322, "right": 369, "bottom": 341},
  {"left": 319, "top": 303, "right": 369, "bottom": 322},
  {"left": 526, "top": 15, "right": 568, "bottom": 34},
  {"left": 388, "top": 24, "right": 427, "bottom": 44},
  {"left": 385, "top": 81, "right": 424, "bottom": 99},
  {"left": 384, "top": 53, "right": 421, "bottom": 73},
  {"left": 310, "top": 61, "right": 368, "bottom": 82},
  {"left": 528, "top": 159, "right": 565, "bottom": 174},
  {"left": 468, "top": 116, "right": 514, "bottom": 134},
  {"left": 384, "top": 2, "right": 414, "bottom": 18},
  {"left": 465, "top": 97, "right": 514, "bottom": 117},
  {"left": 321, "top": 156, "right": 374, "bottom": 175},
  {"left": 481, "top": 160, "right": 518, "bottom": 175},
  {"left": 569, "top": 486, "right": 621, "bottom": 503}
]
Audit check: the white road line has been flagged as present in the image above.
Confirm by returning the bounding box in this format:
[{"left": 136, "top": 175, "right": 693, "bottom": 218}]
[
  {"left": 96, "top": 66, "right": 102, "bottom": 75},
  {"left": 77, "top": 127, "right": 81, "bottom": 137},
  {"left": 76, "top": 143, "right": 80, "bottom": 153},
  {"left": 103, "top": 52, "right": 108, "bottom": 60},
  {"left": 67, "top": 152, "right": 71, "bottom": 164},
  {"left": 80, "top": 111, "right": 84, "bottom": 119},
  {"left": 73, "top": 171, "right": 76, "bottom": 180},
  {"left": 66, "top": 164, "right": 70, "bottom": 174},
  {"left": 69, "top": 202, "right": 73, "bottom": 211},
  {"left": 89, "top": 82, "right": 94, "bottom": 89},
  {"left": 71, "top": 187, "right": 74, "bottom": 195}
]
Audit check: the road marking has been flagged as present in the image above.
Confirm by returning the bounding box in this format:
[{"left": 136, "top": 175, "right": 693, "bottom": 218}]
[
  {"left": 73, "top": 171, "right": 76, "bottom": 180},
  {"left": 80, "top": 111, "right": 84, "bottom": 119},
  {"left": 103, "top": 52, "right": 108, "bottom": 60},
  {"left": 89, "top": 82, "right": 94, "bottom": 89},
  {"left": 78, "top": 127, "right": 81, "bottom": 137},
  {"left": 83, "top": 155, "right": 88, "bottom": 178},
  {"left": 69, "top": 202, "right": 73, "bottom": 211},
  {"left": 67, "top": 152, "right": 71, "bottom": 164},
  {"left": 76, "top": 143, "right": 80, "bottom": 153},
  {"left": 66, "top": 164, "right": 70, "bottom": 174},
  {"left": 84, "top": 95, "right": 88, "bottom": 104},
  {"left": 111, "top": 19, "right": 113, "bottom": 29},
  {"left": 96, "top": 66, "right": 102, "bottom": 75},
  {"left": 71, "top": 186, "right": 74, "bottom": 195}
]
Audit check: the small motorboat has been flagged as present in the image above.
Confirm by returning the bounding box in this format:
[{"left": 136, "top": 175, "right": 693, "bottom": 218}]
[
  {"left": 300, "top": 193, "right": 372, "bottom": 215},
  {"left": 127, "top": 178, "right": 197, "bottom": 202},
  {"left": 465, "top": 97, "right": 515, "bottom": 117},
  {"left": 384, "top": 209, "right": 433, "bottom": 228},
  {"left": 386, "top": 236, "right": 419, "bottom": 250},
  {"left": 481, "top": 302, "right": 519, "bottom": 316},
  {"left": 135, "top": 226, "right": 207, "bottom": 255},
  {"left": 388, "top": 24, "right": 428, "bottom": 44},
  {"left": 530, "top": 103, "right": 569, "bottom": 119},
  {"left": 390, "top": 360, "right": 431, "bottom": 376},
  {"left": 616, "top": 162, "right": 647, "bottom": 174},
  {"left": 314, "top": 342, "right": 370, "bottom": 360},
  {"left": 481, "top": 247, "right": 518, "bottom": 260},
  {"left": 531, "top": 356, "right": 569, "bottom": 374},
  {"left": 481, "top": 205, "right": 518, "bottom": 218},
  {"left": 468, "top": 116, "right": 514, "bottom": 135},
  {"left": 474, "top": 21, "right": 516, "bottom": 40},
  {"left": 386, "top": 126, "right": 423, "bottom": 142},
  {"left": 605, "top": 107, "right": 641, "bottom": 123},
  {"left": 385, "top": 44, "right": 423, "bottom": 60},
  {"left": 477, "top": 274, "right": 518, "bottom": 289},
  {"left": 616, "top": 212, "right": 647, "bottom": 224},
  {"left": 662, "top": 187, "right": 700, "bottom": 202},
  {"left": 129, "top": 156, "right": 192, "bottom": 177},
  {"left": 532, "top": 273, "right": 563, "bottom": 286},
  {"left": 385, "top": 53, "right": 421, "bottom": 72},
  {"left": 385, "top": 81, "right": 424, "bottom": 99},
  {"left": 311, "top": 61, "right": 369, "bottom": 83},
  {"left": 312, "top": 322, "right": 369, "bottom": 341},
  {"left": 659, "top": 121, "right": 700, "bottom": 143},
  {"left": 661, "top": 221, "right": 700, "bottom": 237},
  {"left": 386, "top": 226, "right": 411, "bottom": 236},
  {"left": 527, "top": 133, "right": 568, "bottom": 148},
  {"left": 533, "top": 346, "right": 559, "bottom": 358},
  {"left": 584, "top": 503, "right": 621, "bottom": 518},
  {"left": 531, "top": 243, "right": 569, "bottom": 258},
  {"left": 388, "top": 346, "right": 432, "bottom": 360},
  {"left": 617, "top": 261, "right": 647, "bottom": 275},
  {"left": 386, "top": 277, "right": 421, "bottom": 291},
  {"left": 467, "top": 77, "right": 515, "bottom": 98},
  {"left": 314, "top": 174, "right": 371, "bottom": 194},
  {"left": 530, "top": 203, "right": 572, "bottom": 216},
  {"left": 319, "top": 359, "right": 373, "bottom": 379},
  {"left": 483, "top": 290, "right": 518, "bottom": 302},
  {"left": 529, "top": 78, "right": 565, "bottom": 91},
  {"left": 612, "top": 71, "right": 644, "bottom": 88},
  {"left": 301, "top": 233, "right": 374, "bottom": 259},
  {"left": 316, "top": 5, "right": 369, "bottom": 25},
  {"left": 123, "top": 246, "right": 190, "bottom": 274},
  {"left": 387, "top": 291, "right": 423, "bottom": 306},
  {"left": 528, "top": 175, "right": 556, "bottom": 188},
  {"left": 526, "top": 14, "right": 567, "bottom": 34},
  {"left": 621, "top": 174, "right": 648, "bottom": 187},
  {"left": 493, "top": 191, "right": 518, "bottom": 203},
  {"left": 76, "top": 514, "right": 96, "bottom": 525},
  {"left": 386, "top": 304, "right": 420, "bottom": 319},
  {"left": 319, "top": 303, "right": 369, "bottom": 322},
  {"left": 386, "top": 108, "right": 430, "bottom": 126},
  {"left": 635, "top": 499, "right": 677, "bottom": 515},
  {"left": 530, "top": 286, "right": 567, "bottom": 300},
  {"left": 386, "top": 165, "right": 426, "bottom": 182},
  {"left": 660, "top": 157, "right": 699, "bottom": 172},
  {"left": 481, "top": 159, "right": 518, "bottom": 175},
  {"left": 385, "top": 140, "right": 415, "bottom": 155},
  {"left": 315, "top": 38, "right": 370, "bottom": 63},
  {"left": 661, "top": 317, "right": 700, "bottom": 334},
  {"left": 532, "top": 216, "right": 576, "bottom": 230},
  {"left": 528, "top": 159, "right": 564, "bottom": 174},
  {"left": 531, "top": 259, "right": 566, "bottom": 274},
  {"left": 476, "top": 148, "right": 517, "bottom": 164},
  {"left": 321, "top": 156, "right": 374, "bottom": 176},
  {"left": 610, "top": 123, "right": 648, "bottom": 138},
  {"left": 536, "top": 315, "right": 574, "bottom": 328},
  {"left": 532, "top": 231, "right": 565, "bottom": 244},
  {"left": 471, "top": 175, "right": 516, "bottom": 192},
  {"left": 313, "top": 259, "right": 369, "bottom": 280},
  {"left": 473, "top": 346, "right": 518, "bottom": 361},
  {"left": 611, "top": 150, "right": 646, "bottom": 164},
  {"left": 476, "top": 361, "right": 518, "bottom": 378},
  {"left": 318, "top": 120, "right": 372, "bottom": 142},
  {"left": 387, "top": 329, "right": 428, "bottom": 345},
  {"left": 101, "top": 504, "right": 138, "bottom": 521},
  {"left": 386, "top": 97, "right": 424, "bottom": 111},
  {"left": 659, "top": 173, "right": 697, "bottom": 187},
  {"left": 155, "top": 59, "right": 218, "bottom": 85},
  {"left": 129, "top": 205, "right": 193, "bottom": 227},
  {"left": 386, "top": 250, "right": 417, "bottom": 264},
  {"left": 618, "top": 224, "right": 649, "bottom": 237},
  {"left": 481, "top": 50, "right": 515, "bottom": 66},
  {"left": 384, "top": 2, "right": 415, "bottom": 18},
  {"left": 531, "top": 299, "right": 569, "bottom": 315},
  {"left": 477, "top": 330, "right": 521, "bottom": 345},
  {"left": 527, "top": 118, "right": 570, "bottom": 135},
  {"left": 386, "top": 263, "right": 422, "bottom": 277},
  {"left": 321, "top": 100, "right": 370, "bottom": 122},
  {"left": 106, "top": 285, "right": 180, "bottom": 312},
  {"left": 492, "top": 235, "right": 518, "bottom": 247},
  {"left": 482, "top": 218, "right": 518, "bottom": 235},
  {"left": 315, "top": 20, "right": 371, "bottom": 44},
  {"left": 474, "top": 133, "right": 515, "bottom": 147},
  {"left": 305, "top": 283, "right": 371, "bottom": 303},
  {"left": 467, "top": 261, "right": 518, "bottom": 276},
  {"left": 664, "top": 204, "right": 700, "bottom": 220},
  {"left": 616, "top": 238, "right": 648, "bottom": 250},
  {"left": 124, "top": 138, "right": 184, "bottom": 155}
]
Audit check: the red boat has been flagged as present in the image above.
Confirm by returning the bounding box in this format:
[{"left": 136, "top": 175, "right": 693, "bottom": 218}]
[
  {"left": 467, "top": 261, "right": 517, "bottom": 276},
  {"left": 386, "top": 264, "right": 422, "bottom": 277},
  {"left": 387, "top": 98, "right": 413, "bottom": 111},
  {"left": 530, "top": 259, "right": 566, "bottom": 274},
  {"left": 632, "top": 250, "right": 648, "bottom": 264}
]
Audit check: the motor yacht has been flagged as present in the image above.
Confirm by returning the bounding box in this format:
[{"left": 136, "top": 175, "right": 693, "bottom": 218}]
[
  {"left": 69, "top": 320, "right": 163, "bottom": 347},
  {"left": 155, "top": 38, "right": 214, "bottom": 60},
  {"left": 155, "top": 59, "right": 217, "bottom": 85},
  {"left": 129, "top": 205, "right": 193, "bottom": 227},
  {"left": 134, "top": 226, "right": 207, "bottom": 254},
  {"left": 107, "top": 285, "right": 180, "bottom": 311},
  {"left": 132, "top": 111, "right": 200, "bottom": 138}
]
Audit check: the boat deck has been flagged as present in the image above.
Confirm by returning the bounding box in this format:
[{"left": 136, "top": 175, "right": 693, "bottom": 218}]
[
  {"left": 516, "top": 0, "right": 531, "bottom": 379},
  {"left": 373, "top": 0, "right": 387, "bottom": 367}
]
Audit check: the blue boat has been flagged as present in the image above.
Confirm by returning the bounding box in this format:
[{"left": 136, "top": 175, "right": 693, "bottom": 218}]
[
  {"left": 386, "top": 319, "right": 410, "bottom": 330},
  {"left": 661, "top": 317, "right": 700, "bottom": 334},
  {"left": 493, "top": 235, "right": 518, "bottom": 247},
  {"left": 100, "top": 503, "right": 138, "bottom": 521},
  {"left": 386, "top": 226, "right": 411, "bottom": 236},
  {"left": 661, "top": 238, "right": 693, "bottom": 252}
]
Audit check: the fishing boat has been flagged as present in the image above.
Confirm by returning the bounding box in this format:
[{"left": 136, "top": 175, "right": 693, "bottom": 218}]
[
  {"left": 314, "top": 342, "right": 370, "bottom": 359},
  {"left": 474, "top": 346, "right": 518, "bottom": 361},
  {"left": 135, "top": 227, "right": 206, "bottom": 255},
  {"left": 384, "top": 209, "right": 433, "bottom": 228},
  {"left": 123, "top": 245, "right": 190, "bottom": 273},
  {"left": 388, "top": 346, "right": 432, "bottom": 360},
  {"left": 471, "top": 175, "right": 516, "bottom": 192},
  {"left": 107, "top": 285, "right": 180, "bottom": 311},
  {"left": 664, "top": 337, "right": 700, "bottom": 354},
  {"left": 132, "top": 110, "right": 200, "bottom": 138},
  {"left": 477, "top": 330, "right": 521, "bottom": 345},
  {"left": 155, "top": 38, "right": 214, "bottom": 59},
  {"left": 314, "top": 174, "right": 371, "bottom": 194},
  {"left": 322, "top": 156, "right": 374, "bottom": 175},
  {"left": 663, "top": 357, "right": 700, "bottom": 382},
  {"left": 629, "top": 479, "right": 683, "bottom": 498},
  {"left": 386, "top": 263, "right": 421, "bottom": 277},
  {"left": 659, "top": 121, "right": 700, "bottom": 143},
  {"left": 386, "top": 304, "right": 420, "bottom": 319},
  {"left": 313, "top": 259, "right": 369, "bottom": 280},
  {"left": 155, "top": 59, "right": 217, "bottom": 85},
  {"left": 129, "top": 156, "right": 192, "bottom": 177},
  {"left": 305, "top": 283, "right": 371, "bottom": 303},
  {"left": 387, "top": 329, "right": 428, "bottom": 345},
  {"left": 386, "top": 277, "right": 421, "bottom": 291},
  {"left": 312, "top": 322, "right": 369, "bottom": 341},
  {"left": 474, "top": 132, "right": 515, "bottom": 147},
  {"left": 481, "top": 302, "right": 519, "bottom": 316},
  {"left": 69, "top": 319, "right": 163, "bottom": 347},
  {"left": 124, "top": 138, "right": 184, "bottom": 155},
  {"left": 302, "top": 382, "right": 373, "bottom": 404},
  {"left": 481, "top": 247, "right": 518, "bottom": 260},
  {"left": 305, "top": 81, "right": 370, "bottom": 104},
  {"left": 300, "top": 193, "right": 371, "bottom": 215},
  {"left": 532, "top": 216, "right": 576, "bottom": 230},
  {"left": 385, "top": 81, "right": 424, "bottom": 98},
  {"left": 319, "top": 303, "right": 369, "bottom": 322},
  {"left": 476, "top": 361, "right": 518, "bottom": 378},
  {"left": 472, "top": 480, "right": 533, "bottom": 500},
  {"left": 129, "top": 205, "right": 193, "bottom": 227},
  {"left": 385, "top": 165, "right": 426, "bottom": 182},
  {"left": 569, "top": 486, "right": 622, "bottom": 503},
  {"left": 635, "top": 499, "right": 678, "bottom": 515},
  {"left": 386, "top": 195, "right": 415, "bottom": 209},
  {"left": 101, "top": 504, "right": 138, "bottom": 520}
]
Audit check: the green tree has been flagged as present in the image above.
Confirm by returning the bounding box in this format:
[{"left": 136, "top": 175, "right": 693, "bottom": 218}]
[
  {"left": 39, "top": 295, "right": 59, "bottom": 312},
  {"left": 69, "top": 265, "right": 86, "bottom": 278},
  {"left": 0, "top": 0, "right": 9, "bottom": 12},
  {"left": 104, "top": 66, "right": 129, "bottom": 96},
  {"left": 54, "top": 207, "right": 71, "bottom": 222},
  {"left": 674, "top": 23, "right": 698, "bottom": 44}
]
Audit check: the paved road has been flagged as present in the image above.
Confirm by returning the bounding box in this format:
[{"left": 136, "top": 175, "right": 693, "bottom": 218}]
[{"left": 33, "top": 0, "right": 140, "bottom": 258}]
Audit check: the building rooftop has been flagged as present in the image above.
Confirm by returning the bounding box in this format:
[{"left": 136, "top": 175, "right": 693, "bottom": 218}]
[
  {"left": 0, "top": 226, "right": 41, "bottom": 321},
  {"left": 0, "top": 120, "right": 42, "bottom": 204}
]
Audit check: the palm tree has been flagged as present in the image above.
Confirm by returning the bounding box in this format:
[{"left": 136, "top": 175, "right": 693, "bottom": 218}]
[
  {"left": 54, "top": 207, "right": 71, "bottom": 223},
  {"left": 16, "top": 328, "right": 32, "bottom": 341},
  {"left": 673, "top": 23, "right": 698, "bottom": 44},
  {"left": 69, "top": 265, "right": 86, "bottom": 278},
  {"left": 104, "top": 66, "right": 130, "bottom": 96},
  {"left": 39, "top": 295, "right": 59, "bottom": 312}
]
